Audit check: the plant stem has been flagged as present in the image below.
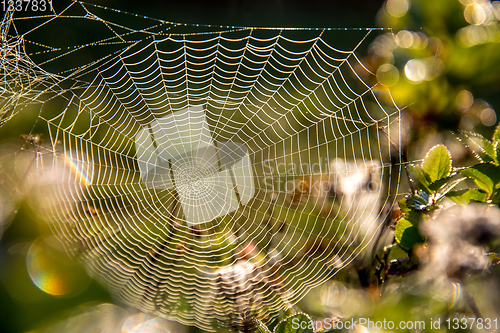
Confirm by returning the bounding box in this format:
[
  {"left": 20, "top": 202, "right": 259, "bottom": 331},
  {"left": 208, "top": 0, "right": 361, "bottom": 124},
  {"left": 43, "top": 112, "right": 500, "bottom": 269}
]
[{"left": 462, "top": 286, "right": 483, "bottom": 319}]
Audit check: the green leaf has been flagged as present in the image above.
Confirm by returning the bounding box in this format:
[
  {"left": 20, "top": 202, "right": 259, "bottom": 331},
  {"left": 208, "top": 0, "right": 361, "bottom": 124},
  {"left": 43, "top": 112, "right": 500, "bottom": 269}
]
[
  {"left": 488, "top": 252, "right": 500, "bottom": 266},
  {"left": 436, "top": 177, "right": 466, "bottom": 197},
  {"left": 446, "top": 188, "right": 488, "bottom": 205},
  {"left": 406, "top": 192, "right": 429, "bottom": 210},
  {"left": 394, "top": 218, "right": 425, "bottom": 252},
  {"left": 490, "top": 190, "right": 500, "bottom": 204},
  {"left": 493, "top": 123, "right": 500, "bottom": 143},
  {"left": 423, "top": 144, "right": 452, "bottom": 182},
  {"left": 406, "top": 164, "right": 431, "bottom": 193},
  {"left": 429, "top": 175, "right": 454, "bottom": 192},
  {"left": 274, "top": 314, "right": 314, "bottom": 333},
  {"left": 495, "top": 141, "right": 500, "bottom": 165},
  {"left": 428, "top": 174, "right": 464, "bottom": 193},
  {"left": 458, "top": 131, "right": 495, "bottom": 163},
  {"left": 398, "top": 198, "right": 411, "bottom": 216},
  {"left": 255, "top": 319, "right": 272, "bottom": 333},
  {"left": 459, "top": 163, "right": 500, "bottom": 196}
]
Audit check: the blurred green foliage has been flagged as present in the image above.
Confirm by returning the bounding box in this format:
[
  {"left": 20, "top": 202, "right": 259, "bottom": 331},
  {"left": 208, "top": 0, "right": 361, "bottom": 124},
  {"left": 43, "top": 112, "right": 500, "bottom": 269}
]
[
  {"left": 1, "top": 0, "right": 500, "bottom": 332},
  {"left": 370, "top": 0, "right": 500, "bottom": 162}
]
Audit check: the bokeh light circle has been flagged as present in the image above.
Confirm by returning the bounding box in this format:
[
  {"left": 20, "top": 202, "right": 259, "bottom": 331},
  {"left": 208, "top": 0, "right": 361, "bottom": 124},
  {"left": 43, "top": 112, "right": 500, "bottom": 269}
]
[
  {"left": 404, "top": 59, "right": 427, "bottom": 83},
  {"left": 386, "top": 0, "right": 410, "bottom": 18},
  {"left": 376, "top": 63, "right": 400, "bottom": 87}
]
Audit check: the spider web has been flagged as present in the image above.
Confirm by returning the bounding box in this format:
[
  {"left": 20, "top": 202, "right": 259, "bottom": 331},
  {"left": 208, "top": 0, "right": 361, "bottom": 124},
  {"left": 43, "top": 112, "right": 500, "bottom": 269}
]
[{"left": 0, "top": 2, "right": 403, "bottom": 331}]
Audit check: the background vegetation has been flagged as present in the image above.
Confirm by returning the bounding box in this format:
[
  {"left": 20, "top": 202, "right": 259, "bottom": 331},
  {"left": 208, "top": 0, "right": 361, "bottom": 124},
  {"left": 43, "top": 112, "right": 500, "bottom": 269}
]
[{"left": 1, "top": 0, "right": 500, "bottom": 332}]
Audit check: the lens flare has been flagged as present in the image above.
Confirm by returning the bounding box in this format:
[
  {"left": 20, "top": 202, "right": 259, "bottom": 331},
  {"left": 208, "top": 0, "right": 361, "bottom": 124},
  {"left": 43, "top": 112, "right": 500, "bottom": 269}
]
[
  {"left": 449, "top": 282, "right": 464, "bottom": 309},
  {"left": 64, "top": 154, "right": 92, "bottom": 187},
  {"left": 26, "top": 239, "right": 90, "bottom": 296}
]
